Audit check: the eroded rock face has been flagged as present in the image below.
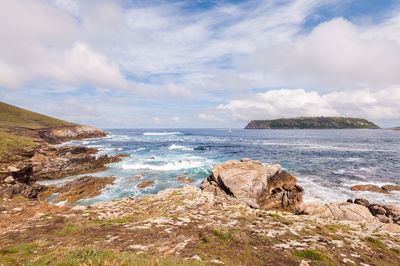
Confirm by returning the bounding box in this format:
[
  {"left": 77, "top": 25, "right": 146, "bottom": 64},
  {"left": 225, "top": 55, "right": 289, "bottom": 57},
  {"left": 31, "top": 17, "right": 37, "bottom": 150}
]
[
  {"left": 352, "top": 198, "right": 400, "bottom": 225},
  {"left": 30, "top": 145, "right": 121, "bottom": 181},
  {"left": 39, "top": 126, "right": 106, "bottom": 144},
  {"left": 296, "top": 202, "right": 376, "bottom": 223},
  {"left": 0, "top": 165, "right": 46, "bottom": 199},
  {"left": 41, "top": 176, "right": 116, "bottom": 204},
  {"left": 200, "top": 158, "right": 303, "bottom": 210}
]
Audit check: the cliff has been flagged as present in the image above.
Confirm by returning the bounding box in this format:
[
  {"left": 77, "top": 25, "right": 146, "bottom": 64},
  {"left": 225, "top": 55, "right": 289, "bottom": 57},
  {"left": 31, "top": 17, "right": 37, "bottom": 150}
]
[
  {"left": 0, "top": 101, "right": 106, "bottom": 162},
  {"left": 245, "top": 117, "right": 380, "bottom": 129}
]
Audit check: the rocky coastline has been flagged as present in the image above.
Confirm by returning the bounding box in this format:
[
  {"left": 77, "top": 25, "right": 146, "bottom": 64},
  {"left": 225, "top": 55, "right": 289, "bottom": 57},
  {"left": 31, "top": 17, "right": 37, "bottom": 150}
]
[{"left": 1, "top": 155, "right": 400, "bottom": 264}]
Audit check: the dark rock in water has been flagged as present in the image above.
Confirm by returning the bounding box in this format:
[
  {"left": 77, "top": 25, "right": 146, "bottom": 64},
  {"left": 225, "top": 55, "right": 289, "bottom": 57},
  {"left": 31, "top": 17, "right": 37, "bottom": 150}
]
[
  {"left": 347, "top": 199, "right": 353, "bottom": 203},
  {"left": 137, "top": 180, "right": 155, "bottom": 189},
  {"left": 351, "top": 184, "right": 389, "bottom": 194},
  {"left": 354, "top": 198, "right": 370, "bottom": 207},
  {"left": 200, "top": 158, "right": 303, "bottom": 211},
  {"left": 177, "top": 176, "right": 194, "bottom": 183}
]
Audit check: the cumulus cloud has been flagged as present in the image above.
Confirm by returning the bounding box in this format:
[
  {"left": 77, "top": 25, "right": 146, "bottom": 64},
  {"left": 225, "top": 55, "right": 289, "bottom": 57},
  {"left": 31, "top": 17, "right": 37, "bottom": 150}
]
[
  {"left": 243, "top": 17, "right": 400, "bottom": 90},
  {"left": 218, "top": 87, "right": 400, "bottom": 122},
  {"left": 2, "top": 0, "right": 400, "bottom": 127},
  {"left": 0, "top": 0, "right": 128, "bottom": 90}
]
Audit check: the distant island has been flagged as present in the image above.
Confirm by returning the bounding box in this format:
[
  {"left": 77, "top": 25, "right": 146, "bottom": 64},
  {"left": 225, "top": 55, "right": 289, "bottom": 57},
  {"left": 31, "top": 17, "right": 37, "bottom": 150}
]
[
  {"left": 390, "top": 127, "right": 400, "bottom": 130},
  {"left": 245, "top": 117, "right": 380, "bottom": 129}
]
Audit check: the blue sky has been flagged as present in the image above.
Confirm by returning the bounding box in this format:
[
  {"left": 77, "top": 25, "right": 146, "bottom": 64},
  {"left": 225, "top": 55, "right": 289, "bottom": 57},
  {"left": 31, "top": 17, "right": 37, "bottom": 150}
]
[{"left": 1, "top": 0, "right": 400, "bottom": 128}]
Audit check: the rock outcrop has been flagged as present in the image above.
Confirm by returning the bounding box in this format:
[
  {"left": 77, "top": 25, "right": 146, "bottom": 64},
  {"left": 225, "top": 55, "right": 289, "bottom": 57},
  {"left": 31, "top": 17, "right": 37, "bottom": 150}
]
[
  {"left": 200, "top": 158, "right": 303, "bottom": 210},
  {"left": 351, "top": 184, "right": 400, "bottom": 193},
  {"left": 137, "top": 180, "right": 155, "bottom": 189},
  {"left": 29, "top": 144, "right": 121, "bottom": 181},
  {"left": 0, "top": 165, "right": 46, "bottom": 199},
  {"left": 41, "top": 176, "right": 116, "bottom": 204},
  {"left": 39, "top": 125, "right": 106, "bottom": 144},
  {"left": 352, "top": 198, "right": 400, "bottom": 225},
  {"left": 295, "top": 202, "right": 377, "bottom": 223}
]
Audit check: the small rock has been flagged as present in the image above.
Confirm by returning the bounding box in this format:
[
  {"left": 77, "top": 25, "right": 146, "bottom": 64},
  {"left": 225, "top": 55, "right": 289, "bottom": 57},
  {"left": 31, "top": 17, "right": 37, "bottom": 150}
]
[
  {"left": 7, "top": 166, "right": 19, "bottom": 172},
  {"left": 299, "top": 260, "right": 310, "bottom": 266},
  {"left": 354, "top": 198, "right": 370, "bottom": 207},
  {"left": 4, "top": 176, "right": 14, "bottom": 184},
  {"left": 351, "top": 184, "right": 389, "bottom": 194},
  {"left": 191, "top": 255, "right": 201, "bottom": 261},
  {"left": 137, "top": 180, "right": 155, "bottom": 189},
  {"left": 346, "top": 199, "right": 353, "bottom": 203},
  {"left": 210, "top": 259, "right": 225, "bottom": 264}
]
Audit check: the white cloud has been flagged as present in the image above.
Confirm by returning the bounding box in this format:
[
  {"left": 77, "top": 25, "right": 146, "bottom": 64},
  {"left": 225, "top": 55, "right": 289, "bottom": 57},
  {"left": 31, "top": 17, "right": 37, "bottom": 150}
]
[
  {"left": 244, "top": 17, "right": 400, "bottom": 89},
  {"left": 218, "top": 87, "right": 400, "bottom": 122},
  {"left": 0, "top": 0, "right": 127, "bottom": 90}
]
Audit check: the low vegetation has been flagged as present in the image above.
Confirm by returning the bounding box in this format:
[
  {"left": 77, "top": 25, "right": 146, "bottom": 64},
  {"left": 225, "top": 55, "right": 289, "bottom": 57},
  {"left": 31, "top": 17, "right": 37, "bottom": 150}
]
[
  {"left": 0, "top": 130, "right": 38, "bottom": 163},
  {"left": 245, "top": 116, "right": 380, "bottom": 129}
]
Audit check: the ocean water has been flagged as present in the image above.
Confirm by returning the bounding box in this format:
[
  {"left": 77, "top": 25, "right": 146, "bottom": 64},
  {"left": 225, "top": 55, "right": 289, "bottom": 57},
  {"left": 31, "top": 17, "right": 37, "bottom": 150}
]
[{"left": 40, "top": 129, "right": 400, "bottom": 206}]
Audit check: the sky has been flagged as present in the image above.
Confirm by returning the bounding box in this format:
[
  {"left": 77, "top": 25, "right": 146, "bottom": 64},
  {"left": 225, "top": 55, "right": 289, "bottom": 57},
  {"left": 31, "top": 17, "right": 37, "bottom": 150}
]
[{"left": 1, "top": 0, "right": 400, "bottom": 128}]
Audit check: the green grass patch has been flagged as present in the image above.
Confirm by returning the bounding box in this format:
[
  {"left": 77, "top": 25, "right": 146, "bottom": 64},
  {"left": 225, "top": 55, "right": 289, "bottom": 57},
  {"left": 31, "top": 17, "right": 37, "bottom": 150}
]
[
  {"left": 212, "top": 229, "right": 231, "bottom": 241},
  {"left": 292, "top": 249, "right": 325, "bottom": 261},
  {"left": 365, "top": 237, "right": 385, "bottom": 248},
  {"left": 59, "top": 223, "right": 81, "bottom": 235},
  {"left": 0, "top": 130, "right": 38, "bottom": 162}
]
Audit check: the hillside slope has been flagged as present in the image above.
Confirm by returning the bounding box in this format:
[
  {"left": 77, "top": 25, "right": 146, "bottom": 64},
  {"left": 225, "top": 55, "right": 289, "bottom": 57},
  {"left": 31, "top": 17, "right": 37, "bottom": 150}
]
[
  {"left": 0, "top": 102, "right": 105, "bottom": 162},
  {"left": 245, "top": 117, "right": 380, "bottom": 129},
  {"left": 0, "top": 102, "right": 77, "bottom": 129}
]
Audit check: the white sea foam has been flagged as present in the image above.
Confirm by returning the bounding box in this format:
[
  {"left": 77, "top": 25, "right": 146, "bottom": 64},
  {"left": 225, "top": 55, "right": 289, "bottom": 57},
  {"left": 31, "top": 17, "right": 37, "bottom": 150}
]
[
  {"left": 121, "top": 160, "right": 203, "bottom": 171},
  {"left": 168, "top": 144, "right": 193, "bottom": 151},
  {"left": 143, "top": 132, "right": 182, "bottom": 136}
]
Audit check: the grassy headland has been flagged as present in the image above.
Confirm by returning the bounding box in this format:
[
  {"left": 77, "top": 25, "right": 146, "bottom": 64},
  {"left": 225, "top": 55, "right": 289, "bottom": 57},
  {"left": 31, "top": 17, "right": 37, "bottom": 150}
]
[{"left": 0, "top": 102, "right": 79, "bottom": 162}]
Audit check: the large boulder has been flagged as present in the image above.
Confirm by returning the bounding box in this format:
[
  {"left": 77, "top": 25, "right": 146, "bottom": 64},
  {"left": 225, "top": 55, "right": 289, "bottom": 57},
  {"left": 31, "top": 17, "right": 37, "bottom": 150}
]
[
  {"left": 209, "top": 158, "right": 280, "bottom": 200},
  {"left": 200, "top": 158, "right": 303, "bottom": 210},
  {"left": 296, "top": 202, "right": 376, "bottom": 223}
]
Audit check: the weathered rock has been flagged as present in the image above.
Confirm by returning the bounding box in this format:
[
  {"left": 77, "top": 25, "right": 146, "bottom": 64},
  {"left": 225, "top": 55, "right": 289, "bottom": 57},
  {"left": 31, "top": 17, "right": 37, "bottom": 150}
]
[
  {"left": 4, "top": 176, "right": 14, "bottom": 184},
  {"left": 267, "top": 170, "right": 297, "bottom": 193},
  {"left": 137, "top": 180, "right": 155, "bottom": 189},
  {"left": 39, "top": 176, "right": 116, "bottom": 204},
  {"left": 354, "top": 198, "right": 370, "bottom": 207},
  {"left": 30, "top": 145, "right": 121, "bottom": 181},
  {"left": 351, "top": 184, "right": 389, "bottom": 194},
  {"left": 368, "top": 204, "right": 400, "bottom": 224},
  {"left": 381, "top": 184, "right": 400, "bottom": 191},
  {"left": 177, "top": 176, "right": 194, "bottom": 183},
  {"left": 39, "top": 125, "right": 106, "bottom": 144},
  {"left": 209, "top": 159, "right": 280, "bottom": 200},
  {"left": 200, "top": 158, "right": 302, "bottom": 210},
  {"left": 296, "top": 202, "right": 376, "bottom": 223}
]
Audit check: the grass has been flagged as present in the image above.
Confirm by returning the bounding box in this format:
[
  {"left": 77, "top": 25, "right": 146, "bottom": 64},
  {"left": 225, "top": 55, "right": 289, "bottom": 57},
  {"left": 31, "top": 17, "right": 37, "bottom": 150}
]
[
  {"left": 212, "top": 229, "right": 231, "bottom": 241},
  {"left": 292, "top": 249, "right": 325, "bottom": 261},
  {"left": 59, "top": 223, "right": 82, "bottom": 235},
  {"left": 1, "top": 247, "right": 205, "bottom": 266},
  {"left": 364, "top": 237, "right": 385, "bottom": 248},
  {"left": 0, "top": 130, "right": 38, "bottom": 162},
  {"left": 0, "top": 101, "right": 76, "bottom": 129}
]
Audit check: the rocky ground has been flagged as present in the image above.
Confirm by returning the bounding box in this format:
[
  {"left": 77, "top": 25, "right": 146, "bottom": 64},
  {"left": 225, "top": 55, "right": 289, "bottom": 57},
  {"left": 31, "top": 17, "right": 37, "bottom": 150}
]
[{"left": 1, "top": 185, "right": 400, "bottom": 265}]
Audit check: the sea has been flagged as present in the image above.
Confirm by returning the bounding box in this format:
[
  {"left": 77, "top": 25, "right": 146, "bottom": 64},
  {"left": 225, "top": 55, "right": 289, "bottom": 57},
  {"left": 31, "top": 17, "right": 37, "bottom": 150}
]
[{"left": 39, "top": 129, "right": 400, "bottom": 206}]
